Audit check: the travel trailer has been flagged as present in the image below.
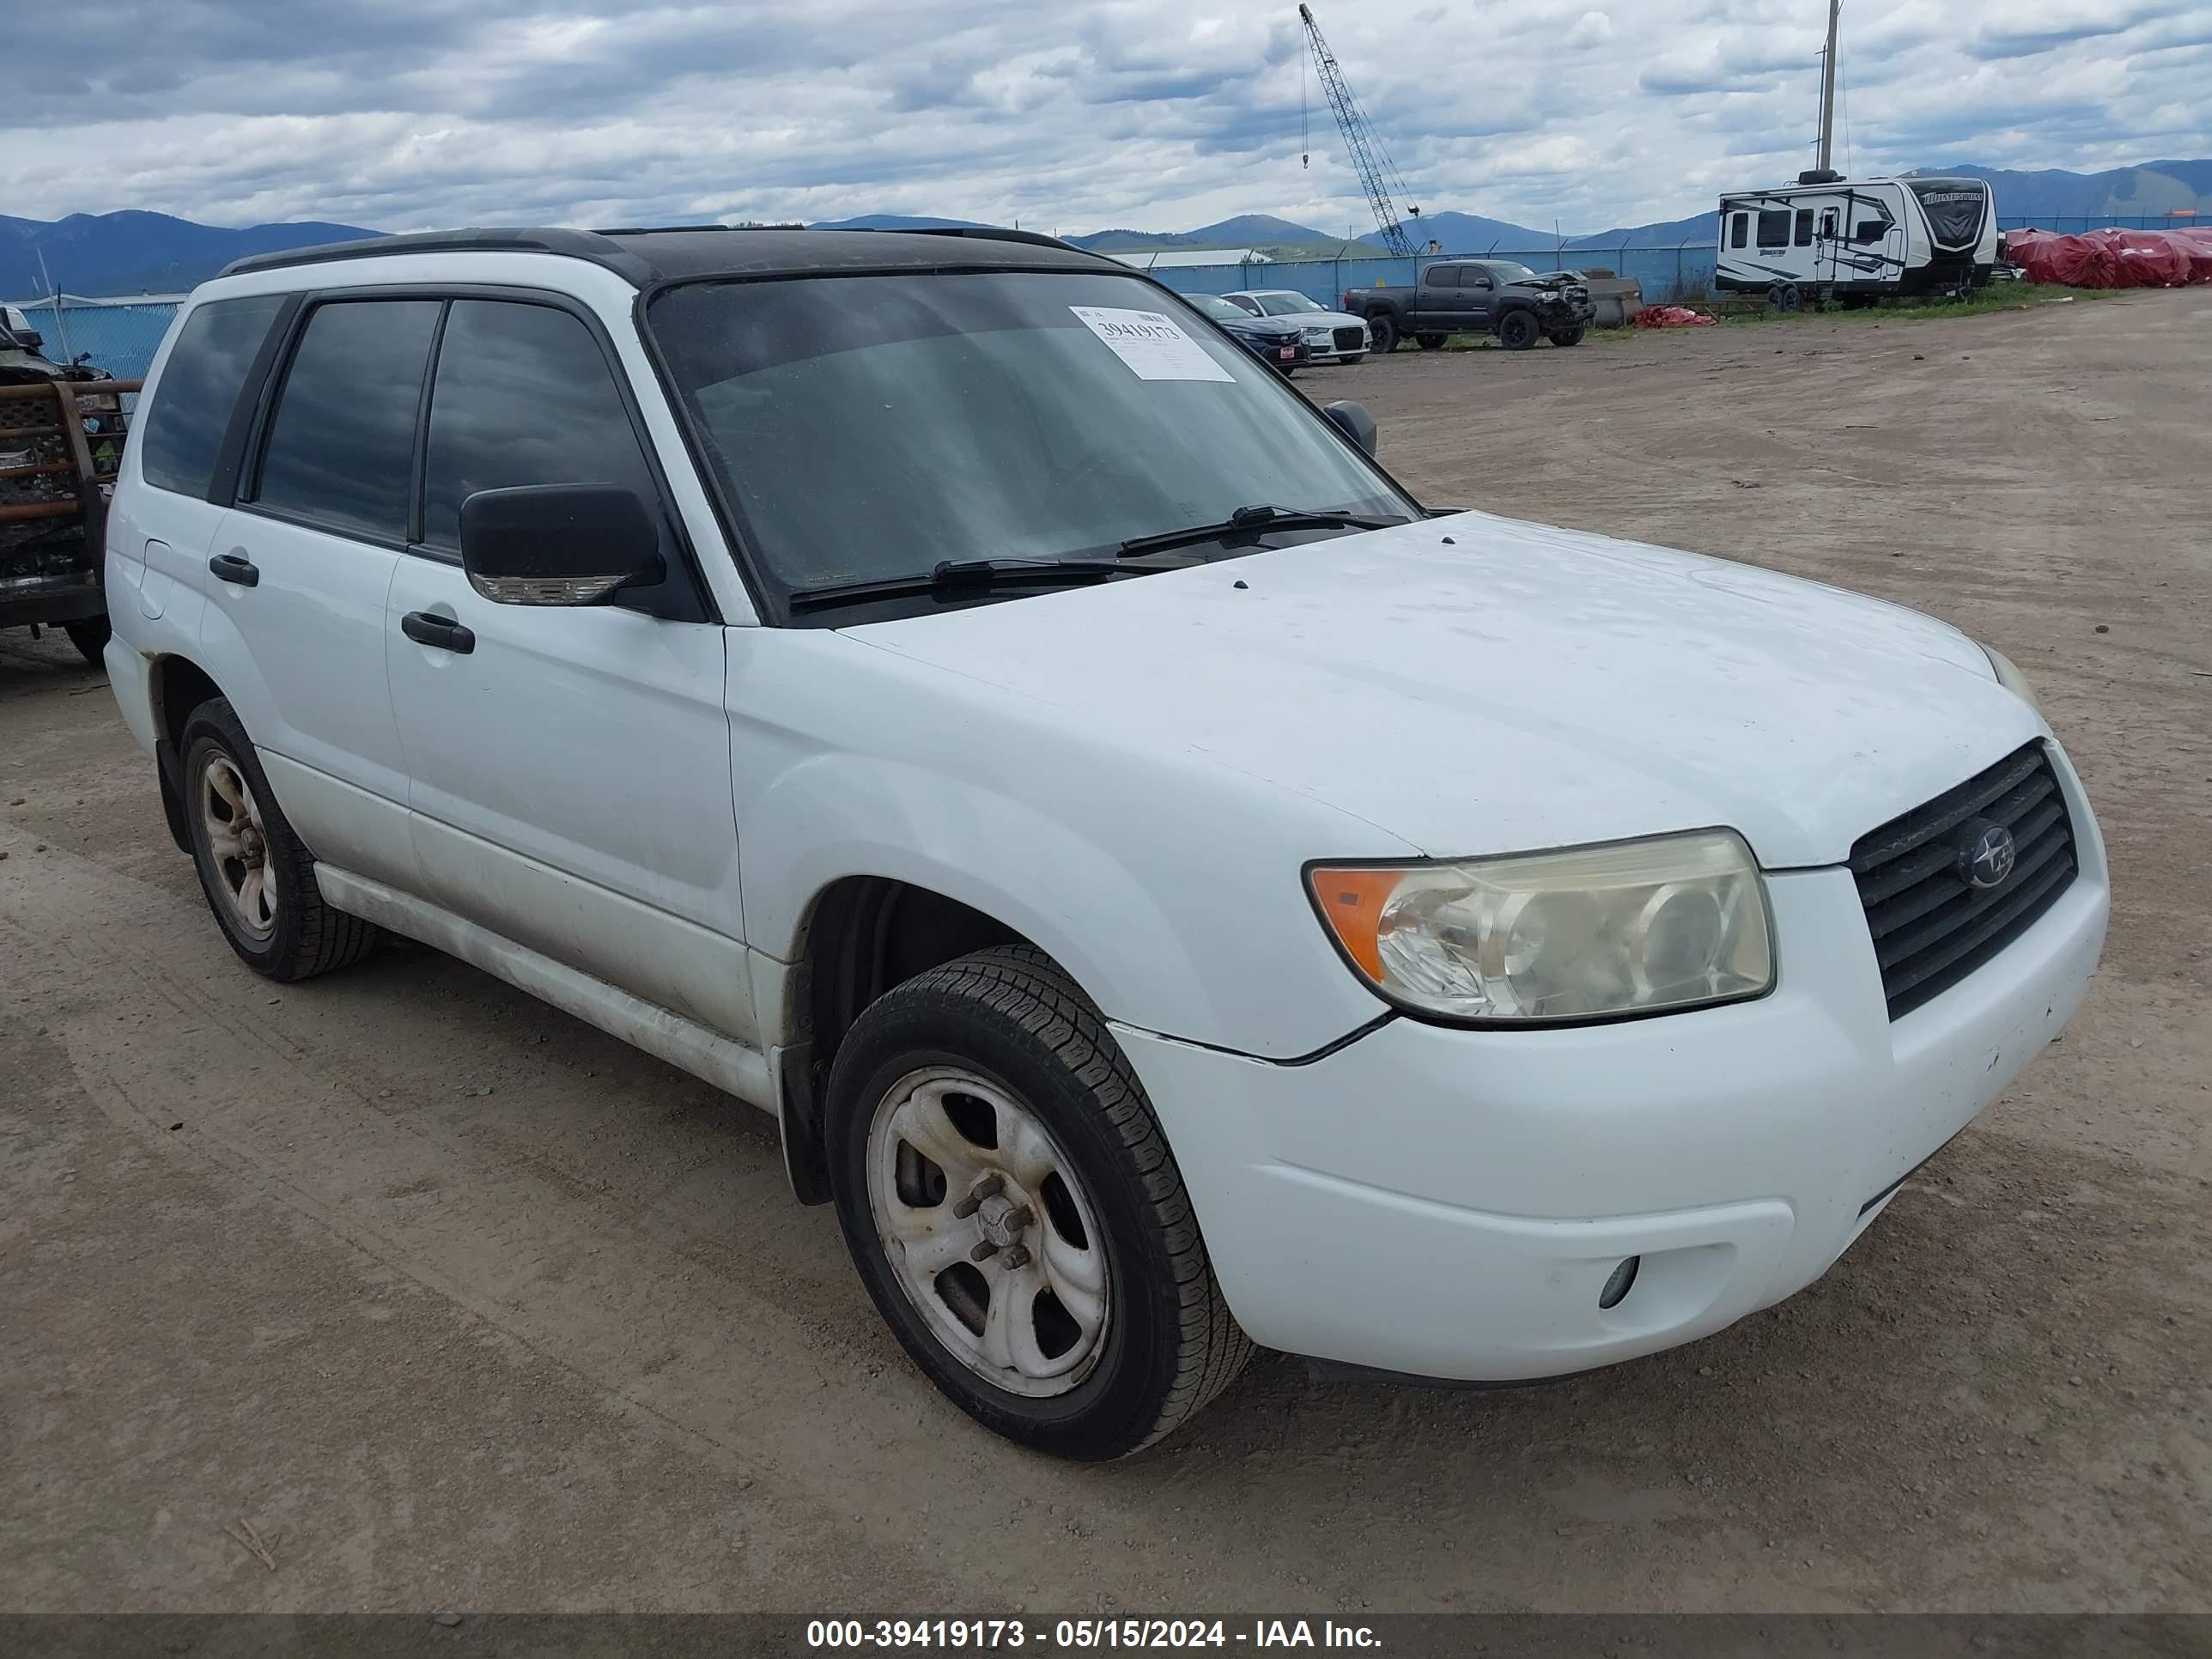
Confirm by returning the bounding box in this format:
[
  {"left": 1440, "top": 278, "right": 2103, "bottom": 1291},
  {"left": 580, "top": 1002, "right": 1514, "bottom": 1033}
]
[{"left": 1715, "top": 171, "right": 2000, "bottom": 306}]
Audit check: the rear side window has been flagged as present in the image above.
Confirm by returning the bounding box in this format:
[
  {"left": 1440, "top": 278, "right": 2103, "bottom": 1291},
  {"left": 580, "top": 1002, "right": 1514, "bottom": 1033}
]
[
  {"left": 418, "top": 301, "right": 661, "bottom": 554},
  {"left": 253, "top": 300, "right": 440, "bottom": 542},
  {"left": 1795, "top": 209, "right": 1815, "bottom": 246},
  {"left": 1757, "top": 210, "right": 1791, "bottom": 246},
  {"left": 139, "top": 295, "right": 286, "bottom": 498},
  {"left": 1425, "top": 267, "right": 1459, "bottom": 289}
]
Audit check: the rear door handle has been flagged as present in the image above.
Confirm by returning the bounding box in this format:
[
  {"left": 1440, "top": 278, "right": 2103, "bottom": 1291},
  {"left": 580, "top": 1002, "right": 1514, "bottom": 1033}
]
[
  {"left": 401, "top": 611, "right": 476, "bottom": 654},
  {"left": 208, "top": 552, "right": 259, "bottom": 586}
]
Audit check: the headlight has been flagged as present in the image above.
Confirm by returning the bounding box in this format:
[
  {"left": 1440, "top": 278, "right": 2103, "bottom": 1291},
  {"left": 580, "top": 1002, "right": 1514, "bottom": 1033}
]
[
  {"left": 1307, "top": 830, "right": 1774, "bottom": 1024},
  {"left": 1979, "top": 641, "right": 2041, "bottom": 714}
]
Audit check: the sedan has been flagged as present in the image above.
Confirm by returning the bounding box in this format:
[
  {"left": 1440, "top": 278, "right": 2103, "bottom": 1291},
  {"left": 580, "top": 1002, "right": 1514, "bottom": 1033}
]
[
  {"left": 1222, "top": 289, "right": 1370, "bottom": 364},
  {"left": 1186, "top": 293, "right": 1310, "bottom": 375}
]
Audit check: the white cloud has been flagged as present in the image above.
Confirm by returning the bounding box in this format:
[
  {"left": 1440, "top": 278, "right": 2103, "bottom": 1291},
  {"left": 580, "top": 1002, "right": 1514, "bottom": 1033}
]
[
  {"left": 0, "top": 0, "right": 2206, "bottom": 237},
  {"left": 1566, "top": 10, "right": 1614, "bottom": 48}
]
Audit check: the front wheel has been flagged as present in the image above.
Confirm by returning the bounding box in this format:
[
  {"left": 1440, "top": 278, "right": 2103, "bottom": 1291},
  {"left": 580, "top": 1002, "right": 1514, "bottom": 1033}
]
[
  {"left": 826, "top": 946, "right": 1251, "bottom": 1459},
  {"left": 1549, "top": 327, "right": 1587, "bottom": 347},
  {"left": 1497, "top": 310, "right": 1540, "bottom": 350},
  {"left": 1366, "top": 313, "right": 1399, "bottom": 354}
]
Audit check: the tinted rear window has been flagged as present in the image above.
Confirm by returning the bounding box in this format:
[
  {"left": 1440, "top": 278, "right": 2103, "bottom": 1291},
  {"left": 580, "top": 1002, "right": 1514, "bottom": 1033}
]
[
  {"left": 253, "top": 300, "right": 440, "bottom": 543},
  {"left": 139, "top": 295, "right": 287, "bottom": 498}
]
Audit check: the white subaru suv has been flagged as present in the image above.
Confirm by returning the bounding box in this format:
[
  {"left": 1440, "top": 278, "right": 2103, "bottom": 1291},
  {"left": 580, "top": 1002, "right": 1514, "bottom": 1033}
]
[{"left": 103, "top": 226, "right": 2107, "bottom": 1459}]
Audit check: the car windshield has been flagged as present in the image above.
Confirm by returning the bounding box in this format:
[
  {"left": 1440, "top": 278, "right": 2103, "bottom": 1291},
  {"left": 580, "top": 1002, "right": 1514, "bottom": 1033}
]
[
  {"left": 648, "top": 270, "right": 1414, "bottom": 600},
  {"left": 1260, "top": 293, "right": 1326, "bottom": 315},
  {"left": 1188, "top": 294, "right": 1249, "bottom": 324},
  {"left": 1485, "top": 263, "right": 1540, "bottom": 283}
]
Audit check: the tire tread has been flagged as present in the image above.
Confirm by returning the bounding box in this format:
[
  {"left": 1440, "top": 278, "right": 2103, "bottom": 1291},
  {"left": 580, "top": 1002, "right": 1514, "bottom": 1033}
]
[
  {"left": 180, "top": 697, "right": 381, "bottom": 982},
  {"left": 882, "top": 945, "right": 1252, "bottom": 1453}
]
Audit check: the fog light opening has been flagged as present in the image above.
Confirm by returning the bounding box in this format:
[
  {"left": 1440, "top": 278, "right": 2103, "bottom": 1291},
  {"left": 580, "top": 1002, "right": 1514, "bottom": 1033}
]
[{"left": 1598, "top": 1255, "right": 1640, "bottom": 1310}]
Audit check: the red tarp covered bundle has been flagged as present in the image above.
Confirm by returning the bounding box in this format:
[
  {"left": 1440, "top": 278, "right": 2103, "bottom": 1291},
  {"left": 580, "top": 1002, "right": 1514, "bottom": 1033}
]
[
  {"left": 2002, "top": 226, "right": 2212, "bottom": 288},
  {"left": 1633, "top": 305, "right": 1717, "bottom": 328}
]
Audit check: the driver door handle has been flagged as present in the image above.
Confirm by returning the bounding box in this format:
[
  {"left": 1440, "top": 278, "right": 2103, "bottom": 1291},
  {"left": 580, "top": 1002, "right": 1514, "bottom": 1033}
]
[
  {"left": 208, "top": 552, "right": 259, "bottom": 586},
  {"left": 401, "top": 611, "right": 476, "bottom": 654}
]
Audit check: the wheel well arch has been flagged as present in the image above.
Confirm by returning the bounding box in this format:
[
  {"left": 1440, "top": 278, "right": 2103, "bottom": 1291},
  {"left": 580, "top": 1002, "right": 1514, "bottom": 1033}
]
[
  {"left": 777, "top": 874, "right": 1066, "bottom": 1205},
  {"left": 794, "top": 874, "right": 1043, "bottom": 1068},
  {"left": 146, "top": 654, "right": 229, "bottom": 853},
  {"left": 151, "top": 653, "right": 226, "bottom": 750}
]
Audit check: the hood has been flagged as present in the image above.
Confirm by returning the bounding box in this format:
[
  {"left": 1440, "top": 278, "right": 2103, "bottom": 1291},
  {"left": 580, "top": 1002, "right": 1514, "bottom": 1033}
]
[
  {"left": 842, "top": 513, "right": 2040, "bottom": 868},
  {"left": 1510, "top": 271, "right": 1588, "bottom": 297},
  {"left": 1224, "top": 313, "right": 1303, "bottom": 339}
]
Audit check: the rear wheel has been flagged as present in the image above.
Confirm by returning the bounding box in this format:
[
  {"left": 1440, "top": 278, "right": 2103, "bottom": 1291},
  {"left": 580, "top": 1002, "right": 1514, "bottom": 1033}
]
[
  {"left": 1415, "top": 333, "right": 1447, "bottom": 350},
  {"left": 180, "top": 698, "right": 381, "bottom": 981},
  {"left": 1498, "top": 310, "right": 1540, "bottom": 350},
  {"left": 1366, "top": 313, "right": 1399, "bottom": 353},
  {"left": 64, "top": 615, "right": 111, "bottom": 669},
  {"left": 1549, "top": 327, "right": 1587, "bottom": 347},
  {"left": 827, "top": 945, "right": 1250, "bottom": 1459}
]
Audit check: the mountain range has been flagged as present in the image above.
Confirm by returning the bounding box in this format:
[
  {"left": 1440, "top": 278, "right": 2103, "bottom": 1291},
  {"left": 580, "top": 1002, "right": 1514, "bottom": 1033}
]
[{"left": 10, "top": 160, "right": 2209, "bottom": 297}]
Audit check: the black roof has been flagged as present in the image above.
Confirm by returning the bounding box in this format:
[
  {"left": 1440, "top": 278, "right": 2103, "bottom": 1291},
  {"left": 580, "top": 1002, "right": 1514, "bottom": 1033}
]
[{"left": 217, "top": 224, "right": 1115, "bottom": 285}]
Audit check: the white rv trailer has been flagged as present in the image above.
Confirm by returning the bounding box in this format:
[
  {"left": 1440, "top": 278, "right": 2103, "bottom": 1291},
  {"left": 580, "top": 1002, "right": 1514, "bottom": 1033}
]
[{"left": 1716, "top": 171, "right": 1999, "bottom": 305}]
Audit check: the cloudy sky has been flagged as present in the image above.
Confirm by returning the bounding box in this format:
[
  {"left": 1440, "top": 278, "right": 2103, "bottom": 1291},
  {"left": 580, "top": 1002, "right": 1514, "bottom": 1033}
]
[{"left": 6, "top": 0, "right": 2210, "bottom": 236}]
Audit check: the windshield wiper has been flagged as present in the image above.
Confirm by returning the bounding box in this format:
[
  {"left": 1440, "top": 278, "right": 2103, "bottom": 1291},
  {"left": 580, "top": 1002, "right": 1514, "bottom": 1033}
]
[
  {"left": 1114, "top": 503, "right": 1406, "bottom": 560},
  {"left": 787, "top": 557, "right": 1147, "bottom": 613}
]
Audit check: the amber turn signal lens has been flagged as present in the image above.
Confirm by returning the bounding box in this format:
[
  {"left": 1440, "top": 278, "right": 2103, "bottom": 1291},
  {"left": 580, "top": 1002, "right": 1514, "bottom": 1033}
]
[{"left": 1307, "top": 867, "right": 1401, "bottom": 979}]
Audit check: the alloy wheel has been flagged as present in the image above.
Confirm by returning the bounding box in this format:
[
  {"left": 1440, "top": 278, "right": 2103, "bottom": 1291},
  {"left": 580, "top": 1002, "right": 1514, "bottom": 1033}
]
[{"left": 199, "top": 751, "right": 277, "bottom": 940}]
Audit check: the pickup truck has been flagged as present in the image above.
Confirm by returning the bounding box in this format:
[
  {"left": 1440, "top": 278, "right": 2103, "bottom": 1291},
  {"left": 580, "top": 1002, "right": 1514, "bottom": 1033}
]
[{"left": 1343, "top": 260, "right": 1595, "bottom": 353}]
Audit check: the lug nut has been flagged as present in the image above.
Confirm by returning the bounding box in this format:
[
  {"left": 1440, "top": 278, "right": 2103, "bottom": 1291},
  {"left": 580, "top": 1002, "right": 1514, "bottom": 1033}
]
[
  {"left": 952, "top": 1173, "right": 1004, "bottom": 1218},
  {"left": 1002, "top": 1204, "right": 1035, "bottom": 1233},
  {"left": 970, "top": 1237, "right": 1000, "bottom": 1263},
  {"left": 1000, "top": 1245, "right": 1031, "bottom": 1270}
]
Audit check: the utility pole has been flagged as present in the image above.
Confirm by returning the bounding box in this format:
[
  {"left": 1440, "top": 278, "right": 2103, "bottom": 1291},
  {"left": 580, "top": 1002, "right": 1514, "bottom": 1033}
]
[{"left": 1816, "top": 0, "right": 1841, "bottom": 172}]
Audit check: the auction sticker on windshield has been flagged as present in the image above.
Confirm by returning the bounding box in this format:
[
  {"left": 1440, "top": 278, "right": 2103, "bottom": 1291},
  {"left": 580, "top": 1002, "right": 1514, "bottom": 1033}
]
[{"left": 1068, "top": 307, "right": 1235, "bottom": 383}]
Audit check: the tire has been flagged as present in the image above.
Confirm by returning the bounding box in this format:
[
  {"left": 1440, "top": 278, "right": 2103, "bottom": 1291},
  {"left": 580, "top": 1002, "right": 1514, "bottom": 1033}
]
[
  {"left": 1497, "top": 310, "right": 1540, "bottom": 350},
  {"left": 1415, "top": 333, "right": 1446, "bottom": 350},
  {"left": 64, "top": 614, "right": 111, "bottom": 669},
  {"left": 179, "top": 697, "right": 381, "bottom": 981},
  {"left": 826, "top": 945, "right": 1251, "bottom": 1459},
  {"left": 1548, "top": 327, "right": 1587, "bottom": 347},
  {"left": 1366, "top": 313, "right": 1399, "bottom": 354}
]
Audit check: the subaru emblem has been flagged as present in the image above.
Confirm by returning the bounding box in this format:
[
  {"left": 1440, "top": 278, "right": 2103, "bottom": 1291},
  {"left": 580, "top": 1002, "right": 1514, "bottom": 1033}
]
[{"left": 1959, "top": 820, "right": 2017, "bottom": 890}]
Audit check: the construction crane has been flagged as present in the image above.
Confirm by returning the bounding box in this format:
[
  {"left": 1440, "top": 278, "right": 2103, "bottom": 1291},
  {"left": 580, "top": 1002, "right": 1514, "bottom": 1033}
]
[{"left": 1298, "top": 3, "right": 1420, "bottom": 258}]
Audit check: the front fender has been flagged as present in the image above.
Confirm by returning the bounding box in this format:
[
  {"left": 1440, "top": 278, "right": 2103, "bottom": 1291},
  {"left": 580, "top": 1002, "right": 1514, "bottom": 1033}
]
[
  {"left": 727, "top": 629, "right": 1407, "bottom": 1060},
  {"left": 741, "top": 752, "right": 1216, "bottom": 1035}
]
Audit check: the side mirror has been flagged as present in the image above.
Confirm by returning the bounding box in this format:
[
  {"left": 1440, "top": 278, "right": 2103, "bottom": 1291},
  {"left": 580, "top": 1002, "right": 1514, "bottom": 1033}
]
[
  {"left": 16, "top": 329, "right": 41, "bottom": 351},
  {"left": 1322, "top": 400, "right": 1377, "bottom": 457},
  {"left": 460, "top": 483, "right": 663, "bottom": 606}
]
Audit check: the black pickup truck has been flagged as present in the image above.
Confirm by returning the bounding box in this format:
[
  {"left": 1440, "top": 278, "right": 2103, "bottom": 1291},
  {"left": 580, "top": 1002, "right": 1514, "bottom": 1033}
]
[{"left": 1342, "top": 260, "right": 1595, "bottom": 353}]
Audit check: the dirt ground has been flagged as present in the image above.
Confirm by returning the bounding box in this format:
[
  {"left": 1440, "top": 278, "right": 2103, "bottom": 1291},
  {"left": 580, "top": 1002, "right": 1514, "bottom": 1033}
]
[{"left": 3, "top": 290, "right": 2208, "bottom": 1616}]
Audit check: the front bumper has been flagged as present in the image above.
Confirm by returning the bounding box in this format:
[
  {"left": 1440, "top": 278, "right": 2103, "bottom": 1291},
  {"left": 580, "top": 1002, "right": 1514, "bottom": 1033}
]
[{"left": 1115, "top": 758, "right": 2108, "bottom": 1382}]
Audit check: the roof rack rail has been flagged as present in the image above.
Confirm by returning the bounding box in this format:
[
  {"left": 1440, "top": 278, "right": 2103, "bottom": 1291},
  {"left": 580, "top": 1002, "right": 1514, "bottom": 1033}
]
[
  {"left": 593, "top": 223, "right": 804, "bottom": 236},
  {"left": 217, "top": 228, "right": 659, "bottom": 286},
  {"left": 890, "top": 226, "right": 1091, "bottom": 256}
]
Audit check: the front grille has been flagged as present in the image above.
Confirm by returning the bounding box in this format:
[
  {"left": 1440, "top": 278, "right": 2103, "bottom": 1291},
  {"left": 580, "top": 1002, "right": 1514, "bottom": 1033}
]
[
  {"left": 1333, "top": 325, "right": 1366, "bottom": 352},
  {"left": 1849, "top": 742, "right": 2078, "bottom": 1020}
]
